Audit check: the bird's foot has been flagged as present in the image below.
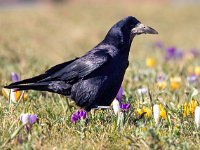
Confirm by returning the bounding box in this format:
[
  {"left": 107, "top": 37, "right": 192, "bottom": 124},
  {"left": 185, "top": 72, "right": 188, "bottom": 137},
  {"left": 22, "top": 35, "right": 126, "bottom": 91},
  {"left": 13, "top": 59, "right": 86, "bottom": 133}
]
[{"left": 95, "top": 106, "right": 111, "bottom": 109}]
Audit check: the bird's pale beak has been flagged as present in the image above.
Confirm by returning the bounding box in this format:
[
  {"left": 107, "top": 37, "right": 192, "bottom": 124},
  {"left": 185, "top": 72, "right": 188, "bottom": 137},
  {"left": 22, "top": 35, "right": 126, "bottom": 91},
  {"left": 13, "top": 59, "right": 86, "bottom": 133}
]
[{"left": 131, "top": 23, "right": 158, "bottom": 35}]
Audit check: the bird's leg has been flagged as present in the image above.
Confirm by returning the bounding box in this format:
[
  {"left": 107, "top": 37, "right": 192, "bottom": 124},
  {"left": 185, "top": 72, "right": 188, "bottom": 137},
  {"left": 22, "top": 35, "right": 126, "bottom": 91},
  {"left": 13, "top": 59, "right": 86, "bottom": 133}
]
[
  {"left": 65, "top": 98, "right": 72, "bottom": 113},
  {"left": 85, "top": 116, "right": 89, "bottom": 126},
  {"left": 66, "top": 99, "right": 79, "bottom": 113}
]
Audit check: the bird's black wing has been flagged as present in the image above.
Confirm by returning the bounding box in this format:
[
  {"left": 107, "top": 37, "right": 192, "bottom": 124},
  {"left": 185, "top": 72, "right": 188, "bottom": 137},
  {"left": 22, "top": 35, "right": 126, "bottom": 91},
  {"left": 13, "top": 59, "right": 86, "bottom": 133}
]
[
  {"left": 8, "top": 57, "right": 79, "bottom": 86},
  {"left": 5, "top": 49, "right": 111, "bottom": 93},
  {"left": 42, "top": 49, "right": 111, "bottom": 83}
]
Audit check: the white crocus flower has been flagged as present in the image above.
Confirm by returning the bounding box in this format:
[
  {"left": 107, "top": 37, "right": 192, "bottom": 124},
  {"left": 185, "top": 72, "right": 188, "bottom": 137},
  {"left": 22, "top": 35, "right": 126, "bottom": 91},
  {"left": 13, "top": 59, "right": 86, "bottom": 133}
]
[
  {"left": 10, "top": 89, "right": 17, "bottom": 103},
  {"left": 112, "top": 99, "right": 121, "bottom": 115},
  {"left": 137, "top": 87, "right": 148, "bottom": 95},
  {"left": 153, "top": 104, "right": 160, "bottom": 124},
  {"left": 195, "top": 106, "right": 200, "bottom": 128}
]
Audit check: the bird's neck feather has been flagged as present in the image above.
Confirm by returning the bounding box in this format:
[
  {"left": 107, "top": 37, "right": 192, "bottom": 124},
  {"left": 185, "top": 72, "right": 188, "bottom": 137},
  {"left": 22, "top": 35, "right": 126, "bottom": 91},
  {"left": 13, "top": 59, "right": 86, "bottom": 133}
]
[{"left": 103, "top": 29, "right": 132, "bottom": 54}]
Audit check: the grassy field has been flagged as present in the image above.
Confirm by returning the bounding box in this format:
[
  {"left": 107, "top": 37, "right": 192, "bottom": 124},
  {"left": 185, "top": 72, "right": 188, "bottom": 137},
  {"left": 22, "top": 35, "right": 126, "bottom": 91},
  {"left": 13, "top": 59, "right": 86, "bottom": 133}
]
[{"left": 0, "top": 1, "right": 200, "bottom": 149}]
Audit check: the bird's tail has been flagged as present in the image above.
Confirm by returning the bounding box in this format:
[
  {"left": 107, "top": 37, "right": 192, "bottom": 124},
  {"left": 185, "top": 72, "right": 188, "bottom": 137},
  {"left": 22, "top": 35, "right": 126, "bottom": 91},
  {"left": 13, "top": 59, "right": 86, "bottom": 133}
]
[
  {"left": 8, "top": 73, "right": 48, "bottom": 87},
  {"left": 4, "top": 80, "right": 72, "bottom": 96},
  {"left": 4, "top": 82, "right": 50, "bottom": 92}
]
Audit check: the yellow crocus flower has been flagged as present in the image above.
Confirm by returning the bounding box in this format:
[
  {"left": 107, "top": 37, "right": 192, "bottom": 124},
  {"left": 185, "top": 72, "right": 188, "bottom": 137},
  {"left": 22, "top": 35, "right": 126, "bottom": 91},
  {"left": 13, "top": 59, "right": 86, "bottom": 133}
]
[
  {"left": 170, "top": 76, "right": 181, "bottom": 90},
  {"left": 157, "top": 81, "right": 167, "bottom": 89},
  {"left": 195, "top": 66, "right": 200, "bottom": 76},
  {"left": 183, "top": 100, "right": 198, "bottom": 117},
  {"left": 23, "top": 93, "right": 29, "bottom": 101},
  {"left": 183, "top": 102, "right": 190, "bottom": 117},
  {"left": 142, "top": 106, "right": 152, "bottom": 118},
  {"left": 159, "top": 104, "right": 167, "bottom": 119},
  {"left": 2, "top": 88, "right": 28, "bottom": 103},
  {"left": 146, "top": 57, "right": 156, "bottom": 68},
  {"left": 177, "top": 104, "right": 181, "bottom": 110},
  {"left": 190, "top": 99, "right": 198, "bottom": 114},
  {"left": 136, "top": 108, "right": 143, "bottom": 116},
  {"left": 2, "top": 88, "right": 21, "bottom": 103},
  {"left": 136, "top": 107, "right": 152, "bottom": 118}
]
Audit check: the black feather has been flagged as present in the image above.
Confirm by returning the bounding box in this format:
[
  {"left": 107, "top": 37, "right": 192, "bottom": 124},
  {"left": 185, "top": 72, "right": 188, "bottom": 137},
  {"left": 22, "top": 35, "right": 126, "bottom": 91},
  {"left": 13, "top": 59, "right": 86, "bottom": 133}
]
[{"left": 8, "top": 57, "right": 79, "bottom": 86}]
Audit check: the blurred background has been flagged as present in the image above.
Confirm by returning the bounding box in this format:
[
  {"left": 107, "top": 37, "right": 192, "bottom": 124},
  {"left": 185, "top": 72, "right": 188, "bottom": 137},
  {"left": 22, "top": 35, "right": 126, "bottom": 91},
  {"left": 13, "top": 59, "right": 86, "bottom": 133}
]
[{"left": 0, "top": 0, "right": 200, "bottom": 79}]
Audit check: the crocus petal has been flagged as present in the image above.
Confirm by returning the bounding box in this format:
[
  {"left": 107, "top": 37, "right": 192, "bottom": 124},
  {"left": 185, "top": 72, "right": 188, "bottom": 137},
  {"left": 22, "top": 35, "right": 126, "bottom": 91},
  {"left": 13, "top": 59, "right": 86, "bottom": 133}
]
[
  {"left": 20, "top": 114, "right": 30, "bottom": 125},
  {"left": 76, "top": 110, "right": 80, "bottom": 117},
  {"left": 137, "top": 88, "right": 148, "bottom": 95},
  {"left": 154, "top": 41, "right": 163, "bottom": 49},
  {"left": 79, "top": 111, "right": 84, "bottom": 118},
  {"left": 156, "top": 74, "right": 166, "bottom": 82},
  {"left": 29, "top": 114, "right": 38, "bottom": 124},
  {"left": 116, "top": 86, "right": 123, "bottom": 101},
  {"left": 82, "top": 111, "right": 87, "bottom": 119},
  {"left": 125, "top": 103, "right": 130, "bottom": 109},
  {"left": 112, "top": 99, "right": 121, "bottom": 115},
  {"left": 166, "top": 46, "right": 176, "bottom": 59},
  {"left": 2, "top": 88, "right": 10, "bottom": 99},
  {"left": 190, "top": 49, "right": 200, "bottom": 58},
  {"left": 187, "top": 75, "right": 197, "bottom": 84},
  {"left": 79, "top": 110, "right": 87, "bottom": 119},
  {"left": 10, "top": 89, "right": 17, "bottom": 103},
  {"left": 195, "top": 106, "right": 200, "bottom": 128},
  {"left": 170, "top": 76, "right": 182, "bottom": 90},
  {"left": 120, "top": 104, "right": 125, "bottom": 110},
  {"left": 71, "top": 113, "right": 79, "bottom": 123},
  {"left": 2, "top": 88, "right": 21, "bottom": 103},
  {"left": 11, "top": 72, "right": 20, "bottom": 83},
  {"left": 23, "top": 93, "right": 29, "bottom": 101},
  {"left": 153, "top": 104, "right": 160, "bottom": 124},
  {"left": 176, "top": 51, "right": 184, "bottom": 59},
  {"left": 120, "top": 103, "right": 130, "bottom": 111},
  {"left": 195, "top": 66, "right": 200, "bottom": 76},
  {"left": 146, "top": 57, "right": 156, "bottom": 68},
  {"left": 165, "top": 46, "right": 184, "bottom": 60}
]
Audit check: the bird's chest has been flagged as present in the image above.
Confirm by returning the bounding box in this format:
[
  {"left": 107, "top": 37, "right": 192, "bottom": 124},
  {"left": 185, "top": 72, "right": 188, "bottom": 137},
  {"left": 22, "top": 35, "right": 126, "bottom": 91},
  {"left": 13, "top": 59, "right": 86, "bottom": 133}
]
[
  {"left": 107, "top": 55, "right": 128, "bottom": 78},
  {"left": 97, "top": 55, "right": 128, "bottom": 98},
  {"left": 71, "top": 54, "right": 129, "bottom": 109}
]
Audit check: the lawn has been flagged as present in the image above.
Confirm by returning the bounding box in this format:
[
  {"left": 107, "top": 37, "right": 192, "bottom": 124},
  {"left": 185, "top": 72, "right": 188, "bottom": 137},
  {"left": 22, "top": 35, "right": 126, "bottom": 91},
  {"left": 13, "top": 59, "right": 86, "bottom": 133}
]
[{"left": 0, "top": 1, "right": 200, "bottom": 149}]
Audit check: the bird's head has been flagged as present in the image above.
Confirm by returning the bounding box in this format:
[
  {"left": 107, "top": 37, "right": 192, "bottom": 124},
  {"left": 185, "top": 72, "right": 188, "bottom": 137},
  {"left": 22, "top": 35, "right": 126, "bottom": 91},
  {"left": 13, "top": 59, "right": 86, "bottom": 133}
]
[{"left": 104, "top": 16, "right": 158, "bottom": 48}]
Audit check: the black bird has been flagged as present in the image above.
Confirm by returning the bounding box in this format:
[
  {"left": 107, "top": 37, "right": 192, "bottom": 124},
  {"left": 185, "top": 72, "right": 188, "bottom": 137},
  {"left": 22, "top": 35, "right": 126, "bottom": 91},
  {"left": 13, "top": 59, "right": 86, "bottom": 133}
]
[{"left": 5, "top": 16, "right": 158, "bottom": 111}]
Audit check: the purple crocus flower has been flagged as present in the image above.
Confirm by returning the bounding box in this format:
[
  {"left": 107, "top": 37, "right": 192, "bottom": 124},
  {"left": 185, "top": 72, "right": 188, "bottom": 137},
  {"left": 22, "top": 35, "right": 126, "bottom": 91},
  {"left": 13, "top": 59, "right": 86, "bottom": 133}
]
[
  {"left": 71, "top": 113, "right": 80, "bottom": 124},
  {"left": 165, "top": 46, "right": 183, "bottom": 60},
  {"left": 190, "top": 49, "right": 200, "bottom": 58},
  {"left": 116, "top": 86, "right": 123, "bottom": 101},
  {"left": 187, "top": 75, "right": 198, "bottom": 84},
  {"left": 29, "top": 114, "right": 38, "bottom": 124},
  {"left": 11, "top": 72, "right": 20, "bottom": 83},
  {"left": 120, "top": 103, "right": 130, "bottom": 111},
  {"left": 156, "top": 74, "right": 166, "bottom": 82},
  {"left": 176, "top": 50, "right": 184, "bottom": 59},
  {"left": 71, "top": 110, "right": 87, "bottom": 124},
  {"left": 79, "top": 110, "right": 87, "bottom": 119},
  {"left": 165, "top": 46, "right": 176, "bottom": 60},
  {"left": 20, "top": 113, "right": 38, "bottom": 125},
  {"left": 20, "top": 113, "right": 38, "bottom": 132},
  {"left": 154, "top": 41, "right": 163, "bottom": 49}
]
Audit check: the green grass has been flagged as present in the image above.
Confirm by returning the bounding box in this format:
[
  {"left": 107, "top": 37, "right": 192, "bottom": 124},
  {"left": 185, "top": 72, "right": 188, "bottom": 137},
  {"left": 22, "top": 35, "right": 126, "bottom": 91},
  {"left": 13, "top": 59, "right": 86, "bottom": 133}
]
[{"left": 0, "top": 1, "right": 200, "bottom": 149}]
